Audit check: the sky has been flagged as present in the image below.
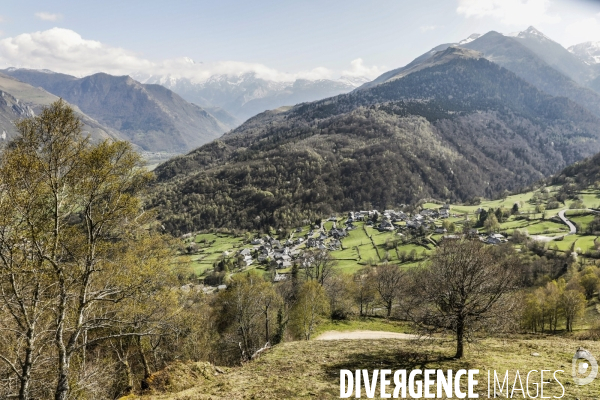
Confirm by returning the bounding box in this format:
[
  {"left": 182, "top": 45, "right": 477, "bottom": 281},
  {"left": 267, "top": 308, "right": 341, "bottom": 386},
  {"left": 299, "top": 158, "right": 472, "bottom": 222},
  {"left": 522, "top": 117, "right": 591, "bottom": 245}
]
[{"left": 1, "top": 0, "right": 600, "bottom": 82}]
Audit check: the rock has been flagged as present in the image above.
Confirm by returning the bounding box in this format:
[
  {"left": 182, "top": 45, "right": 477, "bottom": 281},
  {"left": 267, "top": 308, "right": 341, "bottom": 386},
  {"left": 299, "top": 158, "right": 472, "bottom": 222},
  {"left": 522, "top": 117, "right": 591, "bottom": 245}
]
[{"left": 531, "top": 352, "right": 540, "bottom": 357}]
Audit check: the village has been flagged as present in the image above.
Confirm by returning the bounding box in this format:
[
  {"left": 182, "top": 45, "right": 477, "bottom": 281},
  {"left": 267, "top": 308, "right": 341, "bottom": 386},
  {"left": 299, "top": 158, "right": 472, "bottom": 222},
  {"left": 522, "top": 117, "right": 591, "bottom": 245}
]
[{"left": 209, "top": 204, "right": 511, "bottom": 278}]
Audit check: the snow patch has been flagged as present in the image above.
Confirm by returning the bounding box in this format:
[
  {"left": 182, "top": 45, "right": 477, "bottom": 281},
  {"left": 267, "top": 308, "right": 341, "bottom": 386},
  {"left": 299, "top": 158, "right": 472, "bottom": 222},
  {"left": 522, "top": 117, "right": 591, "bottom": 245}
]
[{"left": 458, "top": 33, "right": 481, "bottom": 45}]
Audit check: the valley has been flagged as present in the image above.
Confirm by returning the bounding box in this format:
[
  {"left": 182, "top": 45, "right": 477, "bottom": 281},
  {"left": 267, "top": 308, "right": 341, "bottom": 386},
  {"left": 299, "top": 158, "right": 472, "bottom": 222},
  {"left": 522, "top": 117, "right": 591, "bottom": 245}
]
[
  {"left": 176, "top": 184, "right": 600, "bottom": 282},
  {"left": 5, "top": 17, "right": 600, "bottom": 399}
]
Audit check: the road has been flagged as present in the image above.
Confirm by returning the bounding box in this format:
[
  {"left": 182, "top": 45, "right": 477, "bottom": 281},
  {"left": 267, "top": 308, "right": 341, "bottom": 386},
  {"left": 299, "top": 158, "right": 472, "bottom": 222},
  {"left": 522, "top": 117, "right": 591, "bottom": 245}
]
[
  {"left": 529, "top": 209, "right": 578, "bottom": 242},
  {"left": 315, "top": 330, "right": 418, "bottom": 340},
  {"left": 558, "top": 209, "right": 577, "bottom": 235}
]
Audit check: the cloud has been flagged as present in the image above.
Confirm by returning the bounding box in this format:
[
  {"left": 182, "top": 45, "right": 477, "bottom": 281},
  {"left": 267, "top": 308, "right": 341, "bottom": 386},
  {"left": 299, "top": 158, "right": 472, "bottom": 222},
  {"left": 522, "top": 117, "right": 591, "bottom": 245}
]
[
  {"left": 341, "top": 58, "right": 383, "bottom": 79},
  {"left": 456, "top": 0, "right": 560, "bottom": 26},
  {"left": 565, "top": 17, "right": 600, "bottom": 45},
  {"left": 0, "top": 28, "right": 379, "bottom": 82},
  {"left": 35, "top": 12, "right": 62, "bottom": 22},
  {"left": 420, "top": 25, "right": 437, "bottom": 32},
  {"left": 0, "top": 28, "right": 153, "bottom": 76}
]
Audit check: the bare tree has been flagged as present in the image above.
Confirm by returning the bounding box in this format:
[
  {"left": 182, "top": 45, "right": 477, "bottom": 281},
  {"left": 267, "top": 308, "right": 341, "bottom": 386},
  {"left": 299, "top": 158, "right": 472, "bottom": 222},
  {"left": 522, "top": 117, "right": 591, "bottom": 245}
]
[
  {"left": 408, "top": 239, "right": 520, "bottom": 358},
  {"left": 354, "top": 268, "right": 376, "bottom": 317},
  {"left": 214, "top": 272, "right": 281, "bottom": 362},
  {"left": 300, "top": 249, "right": 337, "bottom": 286},
  {"left": 373, "top": 263, "right": 405, "bottom": 319}
]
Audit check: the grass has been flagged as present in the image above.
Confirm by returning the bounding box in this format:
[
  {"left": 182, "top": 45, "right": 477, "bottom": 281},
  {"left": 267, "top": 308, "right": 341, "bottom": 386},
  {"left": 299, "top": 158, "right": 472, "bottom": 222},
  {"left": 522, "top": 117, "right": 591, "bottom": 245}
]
[
  {"left": 136, "top": 335, "right": 600, "bottom": 399},
  {"left": 570, "top": 214, "right": 595, "bottom": 232},
  {"left": 549, "top": 235, "right": 579, "bottom": 252},
  {"left": 334, "top": 259, "right": 363, "bottom": 274},
  {"left": 575, "top": 236, "right": 598, "bottom": 254},
  {"left": 314, "top": 317, "right": 413, "bottom": 336}
]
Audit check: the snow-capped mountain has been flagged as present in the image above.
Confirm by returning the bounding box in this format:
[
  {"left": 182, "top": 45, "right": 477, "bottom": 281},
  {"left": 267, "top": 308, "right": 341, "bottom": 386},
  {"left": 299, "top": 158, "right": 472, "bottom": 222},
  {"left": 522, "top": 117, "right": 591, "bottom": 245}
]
[
  {"left": 141, "top": 72, "right": 366, "bottom": 122},
  {"left": 569, "top": 42, "right": 600, "bottom": 65},
  {"left": 458, "top": 33, "right": 481, "bottom": 45}
]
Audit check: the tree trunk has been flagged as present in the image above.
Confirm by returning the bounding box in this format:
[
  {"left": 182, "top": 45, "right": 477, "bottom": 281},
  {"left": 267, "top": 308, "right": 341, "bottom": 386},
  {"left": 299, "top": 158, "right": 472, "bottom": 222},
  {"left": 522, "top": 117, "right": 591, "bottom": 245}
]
[
  {"left": 386, "top": 300, "right": 392, "bottom": 319},
  {"left": 265, "top": 312, "right": 270, "bottom": 343},
  {"left": 55, "top": 360, "right": 69, "bottom": 400},
  {"left": 455, "top": 316, "right": 465, "bottom": 359},
  {"left": 55, "top": 288, "right": 70, "bottom": 400},
  {"left": 137, "top": 337, "right": 151, "bottom": 379},
  {"left": 121, "top": 359, "right": 134, "bottom": 395},
  {"left": 19, "top": 325, "right": 36, "bottom": 400}
]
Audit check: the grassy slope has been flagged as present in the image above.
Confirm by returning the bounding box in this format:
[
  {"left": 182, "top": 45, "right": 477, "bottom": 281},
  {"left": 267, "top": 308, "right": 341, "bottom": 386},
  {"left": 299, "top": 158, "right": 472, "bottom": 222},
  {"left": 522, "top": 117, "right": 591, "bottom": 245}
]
[{"left": 136, "top": 335, "right": 600, "bottom": 399}]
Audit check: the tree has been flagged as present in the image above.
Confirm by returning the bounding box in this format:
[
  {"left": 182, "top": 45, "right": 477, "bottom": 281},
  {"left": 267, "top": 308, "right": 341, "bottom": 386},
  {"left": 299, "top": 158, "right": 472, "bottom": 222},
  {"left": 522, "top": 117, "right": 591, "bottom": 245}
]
[
  {"left": 373, "top": 263, "right": 405, "bottom": 318},
  {"left": 561, "top": 290, "right": 586, "bottom": 332},
  {"left": 290, "top": 281, "right": 329, "bottom": 340},
  {"left": 511, "top": 203, "right": 519, "bottom": 215},
  {"left": 0, "top": 100, "right": 175, "bottom": 400},
  {"left": 408, "top": 239, "right": 519, "bottom": 358},
  {"left": 301, "top": 249, "right": 337, "bottom": 286},
  {"left": 478, "top": 208, "right": 489, "bottom": 227},
  {"left": 442, "top": 219, "right": 455, "bottom": 233},
  {"left": 214, "top": 272, "right": 279, "bottom": 362},
  {"left": 579, "top": 267, "right": 600, "bottom": 299},
  {"left": 354, "top": 268, "right": 376, "bottom": 317},
  {"left": 484, "top": 214, "right": 500, "bottom": 233}
]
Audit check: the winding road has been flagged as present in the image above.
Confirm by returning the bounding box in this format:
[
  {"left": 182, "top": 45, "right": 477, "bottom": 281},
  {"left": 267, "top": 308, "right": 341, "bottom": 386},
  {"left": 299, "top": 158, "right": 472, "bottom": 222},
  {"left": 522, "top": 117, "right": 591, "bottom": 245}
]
[
  {"left": 557, "top": 209, "right": 577, "bottom": 235},
  {"left": 528, "top": 209, "right": 580, "bottom": 242}
]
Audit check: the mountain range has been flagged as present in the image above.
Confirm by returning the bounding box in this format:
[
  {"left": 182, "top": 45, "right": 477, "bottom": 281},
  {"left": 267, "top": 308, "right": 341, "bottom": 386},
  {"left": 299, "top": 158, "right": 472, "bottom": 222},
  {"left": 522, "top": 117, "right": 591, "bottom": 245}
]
[
  {"left": 149, "top": 37, "right": 600, "bottom": 234},
  {"left": 140, "top": 73, "right": 367, "bottom": 122},
  {"left": 0, "top": 72, "right": 123, "bottom": 144},
  {"left": 0, "top": 69, "right": 232, "bottom": 153},
  {"left": 5, "top": 25, "right": 600, "bottom": 236}
]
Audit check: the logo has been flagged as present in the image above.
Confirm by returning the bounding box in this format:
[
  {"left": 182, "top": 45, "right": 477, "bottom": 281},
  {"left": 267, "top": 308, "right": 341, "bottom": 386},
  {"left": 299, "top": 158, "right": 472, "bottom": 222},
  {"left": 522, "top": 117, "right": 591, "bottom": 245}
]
[{"left": 572, "top": 347, "right": 598, "bottom": 386}]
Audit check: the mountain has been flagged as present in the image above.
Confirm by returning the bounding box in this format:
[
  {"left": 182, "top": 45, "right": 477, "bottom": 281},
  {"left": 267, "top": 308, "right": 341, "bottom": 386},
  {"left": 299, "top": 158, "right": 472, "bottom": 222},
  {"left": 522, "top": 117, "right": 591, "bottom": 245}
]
[
  {"left": 550, "top": 148, "right": 600, "bottom": 190},
  {"left": 460, "top": 31, "right": 600, "bottom": 118},
  {"left": 569, "top": 41, "right": 600, "bottom": 65},
  {"left": 510, "top": 26, "right": 594, "bottom": 86},
  {"left": 149, "top": 47, "right": 600, "bottom": 235},
  {"left": 1, "top": 69, "right": 229, "bottom": 152},
  {"left": 142, "top": 73, "right": 362, "bottom": 122},
  {"left": 360, "top": 42, "right": 455, "bottom": 89},
  {"left": 0, "top": 72, "right": 122, "bottom": 143}
]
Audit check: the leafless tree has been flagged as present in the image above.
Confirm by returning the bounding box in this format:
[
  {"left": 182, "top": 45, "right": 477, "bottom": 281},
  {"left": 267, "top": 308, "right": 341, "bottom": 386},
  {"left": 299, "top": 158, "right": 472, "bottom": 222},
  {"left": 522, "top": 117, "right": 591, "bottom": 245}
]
[
  {"left": 373, "top": 263, "right": 405, "bottom": 318},
  {"left": 354, "top": 268, "right": 376, "bottom": 317},
  {"left": 301, "top": 249, "right": 337, "bottom": 286},
  {"left": 407, "top": 239, "right": 520, "bottom": 358}
]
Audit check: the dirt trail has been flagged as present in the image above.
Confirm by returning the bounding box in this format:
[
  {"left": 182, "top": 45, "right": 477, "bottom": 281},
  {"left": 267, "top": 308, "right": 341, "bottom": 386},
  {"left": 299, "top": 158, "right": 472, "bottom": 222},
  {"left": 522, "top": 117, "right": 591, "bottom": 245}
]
[{"left": 315, "top": 330, "right": 418, "bottom": 340}]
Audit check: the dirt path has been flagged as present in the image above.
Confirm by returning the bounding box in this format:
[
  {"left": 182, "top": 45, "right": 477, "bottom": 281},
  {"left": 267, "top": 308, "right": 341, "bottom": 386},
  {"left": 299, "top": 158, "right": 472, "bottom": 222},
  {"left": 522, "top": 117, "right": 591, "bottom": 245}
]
[{"left": 315, "top": 330, "right": 418, "bottom": 340}]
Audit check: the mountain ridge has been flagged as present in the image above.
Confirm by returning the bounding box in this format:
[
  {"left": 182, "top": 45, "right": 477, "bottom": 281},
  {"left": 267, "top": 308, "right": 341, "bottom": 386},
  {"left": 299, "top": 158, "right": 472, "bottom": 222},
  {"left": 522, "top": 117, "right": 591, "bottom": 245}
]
[
  {"left": 0, "top": 69, "right": 230, "bottom": 152},
  {"left": 149, "top": 50, "right": 600, "bottom": 234}
]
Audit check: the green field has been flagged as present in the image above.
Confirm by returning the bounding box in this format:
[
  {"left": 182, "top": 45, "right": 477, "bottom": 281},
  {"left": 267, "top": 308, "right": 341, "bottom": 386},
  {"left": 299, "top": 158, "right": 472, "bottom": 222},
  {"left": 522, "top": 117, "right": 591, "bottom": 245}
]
[
  {"left": 570, "top": 213, "right": 595, "bottom": 232},
  {"left": 178, "top": 188, "right": 600, "bottom": 278}
]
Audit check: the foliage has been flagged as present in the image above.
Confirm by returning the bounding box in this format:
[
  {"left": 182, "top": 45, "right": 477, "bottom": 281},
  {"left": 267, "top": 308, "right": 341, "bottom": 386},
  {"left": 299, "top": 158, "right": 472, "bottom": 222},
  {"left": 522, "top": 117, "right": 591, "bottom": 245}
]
[
  {"left": 290, "top": 281, "right": 330, "bottom": 340},
  {"left": 0, "top": 100, "right": 178, "bottom": 400}
]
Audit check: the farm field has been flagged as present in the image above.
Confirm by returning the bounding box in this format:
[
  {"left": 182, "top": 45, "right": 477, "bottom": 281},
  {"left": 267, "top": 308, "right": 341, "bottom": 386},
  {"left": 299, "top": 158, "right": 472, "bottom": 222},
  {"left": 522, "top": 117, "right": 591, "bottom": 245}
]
[{"left": 177, "top": 187, "right": 600, "bottom": 280}]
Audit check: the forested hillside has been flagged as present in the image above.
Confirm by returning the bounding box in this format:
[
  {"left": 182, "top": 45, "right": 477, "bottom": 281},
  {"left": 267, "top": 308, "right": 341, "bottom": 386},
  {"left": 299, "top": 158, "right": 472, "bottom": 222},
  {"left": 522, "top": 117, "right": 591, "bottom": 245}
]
[{"left": 150, "top": 48, "right": 600, "bottom": 235}]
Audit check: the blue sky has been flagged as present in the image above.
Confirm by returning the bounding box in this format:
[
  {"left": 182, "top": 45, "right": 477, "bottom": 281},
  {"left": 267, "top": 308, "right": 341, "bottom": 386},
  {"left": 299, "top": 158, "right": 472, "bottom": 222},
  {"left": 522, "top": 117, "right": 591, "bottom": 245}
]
[{"left": 1, "top": 0, "right": 600, "bottom": 81}]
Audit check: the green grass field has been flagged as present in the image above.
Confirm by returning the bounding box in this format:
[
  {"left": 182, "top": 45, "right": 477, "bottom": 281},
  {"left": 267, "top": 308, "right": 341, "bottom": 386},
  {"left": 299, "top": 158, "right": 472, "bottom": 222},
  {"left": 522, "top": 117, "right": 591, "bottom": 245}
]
[{"left": 570, "top": 214, "right": 595, "bottom": 232}]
